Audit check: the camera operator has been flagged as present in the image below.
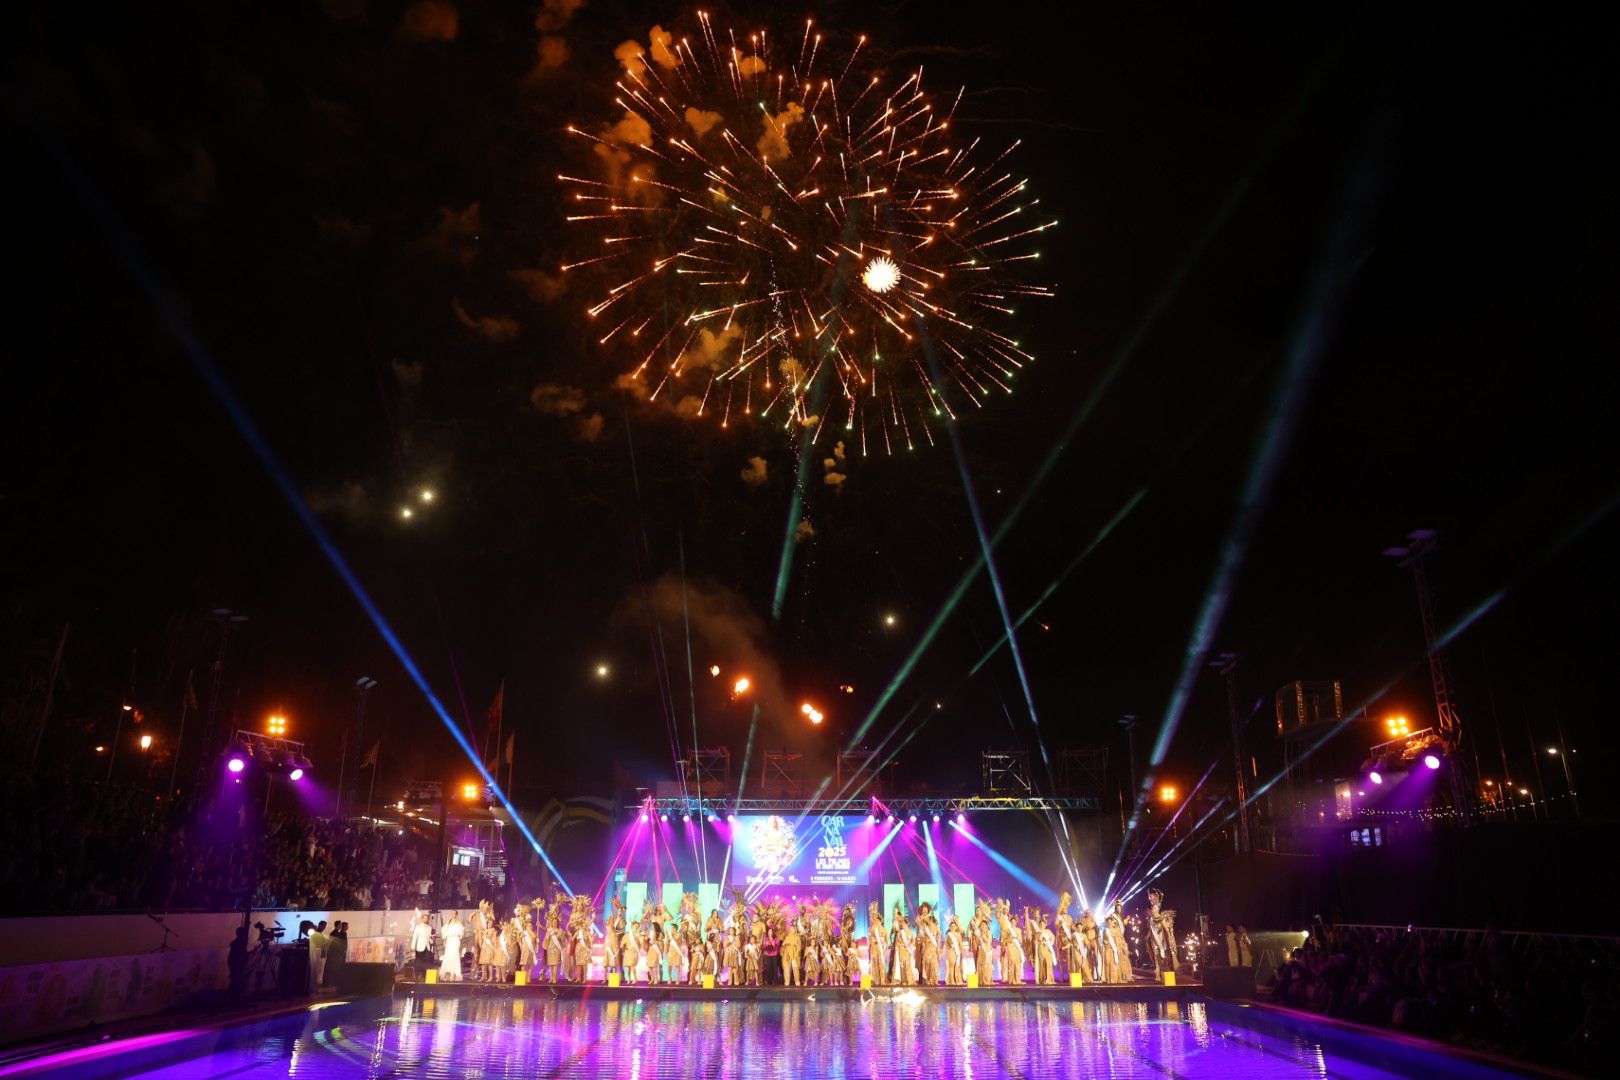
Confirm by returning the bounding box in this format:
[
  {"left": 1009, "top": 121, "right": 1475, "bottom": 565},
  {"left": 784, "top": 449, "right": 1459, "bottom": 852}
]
[{"left": 228, "top": 926, "right": 249, "bottom": 997}]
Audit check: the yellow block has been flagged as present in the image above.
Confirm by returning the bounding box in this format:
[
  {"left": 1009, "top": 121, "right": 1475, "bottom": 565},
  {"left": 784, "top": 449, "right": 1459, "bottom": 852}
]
[
  {"left": 1162, "top": 971, "right": 1177, "bottom": 987},
  {"left": 1069, "top": 973, "right": 1082, "bottom": 988},
  {"left": 966, "top": 973, "right": 979, "bottom": 988},
  {"left": 859, "top": 974, "right": 872, "bottom": 989},
  {"left": 514, "top": 970, "right": 529, "bottom": 986},
  {"left": 425, "top": 968, "right": 438, "bottom": 984},
  {"left": 608, "top": 973, "right": 622, "bottom": 988},
  {"left": 703, "top": 974, "right": 716, "bottom": 989}
]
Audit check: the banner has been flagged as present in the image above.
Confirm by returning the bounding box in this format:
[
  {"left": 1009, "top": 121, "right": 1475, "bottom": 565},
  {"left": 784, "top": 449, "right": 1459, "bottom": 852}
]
[{"left": 0, "top": 949, "right": 224, "bottom": 1043}]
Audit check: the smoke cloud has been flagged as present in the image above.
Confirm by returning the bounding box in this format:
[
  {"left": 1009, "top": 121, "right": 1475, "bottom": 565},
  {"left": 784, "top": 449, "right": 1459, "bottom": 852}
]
[
  {"left": 424, "top": 202, "right": 482, "bottom": 264},
  {"left": 531, "top": 383, "right": 588, "bottom": 416},
  {"left": 452, "top": 298, "right": 520, "bottom": 342},
  {"left": 535, "top": 35, "right": 570, "bottom": 70},
  {"left": 685, "top": 107, "right": 722, "bottom": 138},
  {"left": 648, "top": 26, "right": 679, "bottom": 69},
  {"left": 740, "top": 455, "right": 768, "bottom": 487},
  {"left": 631, "top": 576, "right": 793, "bottom": 740},
  {"left": 399, "top": 1, "right": 459, "bottom": 43},
  {"left": 511, "top": 267, "right": 567, "bottom": 303},
  {"left": 533, "top": 0, "right": 584, "bottom": 32},
  {"left": 757, "top": 102, "right": 804, "bottom": 160}
]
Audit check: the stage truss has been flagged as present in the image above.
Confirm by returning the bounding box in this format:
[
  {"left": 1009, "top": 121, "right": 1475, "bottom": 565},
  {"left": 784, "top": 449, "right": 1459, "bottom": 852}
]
[{"left": 635, "top": 795, "right": 1101, "bottom": 817}]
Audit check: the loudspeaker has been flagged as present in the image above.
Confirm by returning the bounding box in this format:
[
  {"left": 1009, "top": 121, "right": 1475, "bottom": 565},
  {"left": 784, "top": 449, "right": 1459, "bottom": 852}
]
[
  {"left": 1203, "top": 966, "right": 1255, "bottom": 999},
  {"left": 336, "top": 962, "right": 397, "bottom": 997}
]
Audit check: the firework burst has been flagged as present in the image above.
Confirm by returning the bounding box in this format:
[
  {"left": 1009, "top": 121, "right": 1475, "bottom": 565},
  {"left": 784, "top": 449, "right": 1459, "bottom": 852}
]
[{"left": 563, "top": 14, "right": 1055, "bottom": 453}]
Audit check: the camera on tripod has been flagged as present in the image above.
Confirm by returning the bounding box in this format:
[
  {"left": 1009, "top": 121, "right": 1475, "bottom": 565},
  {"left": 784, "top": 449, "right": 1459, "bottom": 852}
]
[{"left": 255, "top": 922, "right": 286, "bottom": 945}]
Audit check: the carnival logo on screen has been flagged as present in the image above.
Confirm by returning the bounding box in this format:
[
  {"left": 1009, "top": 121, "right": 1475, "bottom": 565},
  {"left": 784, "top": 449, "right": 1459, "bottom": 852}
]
[
  {"left": 814, "top": 816, "right": 852, "bottom": 879},
  {"left": 748, "top": 815, "right": 800, "bottom": 876}
]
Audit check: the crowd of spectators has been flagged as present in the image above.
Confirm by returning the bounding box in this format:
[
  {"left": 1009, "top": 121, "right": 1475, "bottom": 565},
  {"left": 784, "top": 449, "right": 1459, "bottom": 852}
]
[
  {"left": 1268, "top": 923, "right": 1619, "bottom": 1070},
  {"left": 0, "top": 773, "right": 498, "bottom": 914},
  {"left": 0, "top": 771, "right": 167, "bottom": 912}
]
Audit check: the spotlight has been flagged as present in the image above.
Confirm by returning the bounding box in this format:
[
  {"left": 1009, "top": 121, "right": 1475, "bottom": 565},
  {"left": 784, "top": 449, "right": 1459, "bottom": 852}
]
[
  {"left": 420, "top": 488, "right": 435, "bottom": 502},
  {"left": 710, "top": 665, "right": 721, "bottom": 677},
  {"left": 682, "top": 813, "right": 691, "bottom": 822},
  {"left": 956, "top": 813, "right": 966, "bottom": 824},
  {"left": 708, "top": 814, "right": 719, "bottom": 824},
  {"left": 932, "top": 813, "right": 940, "bottom": 823},
  {"left": 727, "top": 813, "right": 737, "bottom": 822},
  {"left": 1369, "top": 771, "right": 1383, "bottom": 785},
  {"left": 867, "top": 815, "right": 877, "bottom": 825},
  {"left": 267, "top": 715, "right": 287, "bottom": 737},
  {"left": 289, "top": 768, "right": 305, "bottom": 781},
  {"left": 660, "top": 813, "right": 669, "bottom": 822},
  {"left": 226, "top": 756, "right": 246, "bottom": 774},
  {"left": 887, "top": 816, "right": 895, "bottom": 825},
  {"left": 139, "top": 734, "right": 153, "bottom": 750},
  {"left": 1423, "top": 754, "right": 1441, "bottom": 770},
  {"left": 908, "top": 814, "right": 917, "bottom": 824},
  {"left": 640, "top": 813, "right": 649, "bottom": 823},
  {"left": 461, "top": 783, "right": 480, "bottom": 801}
]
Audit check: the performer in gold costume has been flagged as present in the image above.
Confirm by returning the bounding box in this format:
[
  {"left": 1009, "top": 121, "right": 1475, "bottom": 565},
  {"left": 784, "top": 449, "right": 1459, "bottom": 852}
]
[
  {"left": 1103, "top": 900, "right": 1130, "bottom": 983},
  {"left": 944, "top": 915, "right": 965, "bottom": 986},
  {"left": 867, "top": 902, "right": 888, "bottom": 987}
]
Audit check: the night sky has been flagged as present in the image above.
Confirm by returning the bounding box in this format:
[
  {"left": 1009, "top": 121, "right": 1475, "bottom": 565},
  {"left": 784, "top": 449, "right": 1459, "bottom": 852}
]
[{"left": 5, "top": 2, "right": 1616, "bottom": 816}]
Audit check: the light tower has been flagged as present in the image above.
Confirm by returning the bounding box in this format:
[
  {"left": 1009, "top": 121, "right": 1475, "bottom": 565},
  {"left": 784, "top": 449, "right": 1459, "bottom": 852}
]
[
  {"left": 1210, "top": 652, "right": 1251, "bottom": 853},
  {"left": 1382, "top": 530, "right": 1470, "bottom": 820}
]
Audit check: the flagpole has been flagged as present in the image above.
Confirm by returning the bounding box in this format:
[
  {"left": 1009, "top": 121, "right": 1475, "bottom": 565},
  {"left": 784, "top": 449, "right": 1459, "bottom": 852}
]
[
  {"left": 366, "top": 740, "right": 380, "bottom": 818},
  {"left": 166, "top": 667, "right": 193, "bottom": 803},
  {"left": 335, "top": 729, "right": 350, "bottom": 819}
]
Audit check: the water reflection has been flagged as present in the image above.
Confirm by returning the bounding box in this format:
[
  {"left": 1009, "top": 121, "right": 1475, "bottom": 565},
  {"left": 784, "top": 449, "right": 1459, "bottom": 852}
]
[{"left": 120, "top": 995, "right": 1513, "bottom": 1079}]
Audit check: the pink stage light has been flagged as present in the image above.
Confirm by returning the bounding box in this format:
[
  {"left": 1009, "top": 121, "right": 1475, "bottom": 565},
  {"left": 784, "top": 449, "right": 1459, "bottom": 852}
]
[
  {"left": 288, "top": 768, "right": 304, "bottom": 781},
  {"left": 226, "top": 756, "right": 246, "bottom": 774},
  {"left": 1423, "top": 754, "right": 1441, "bottom": 770},
  {"left": 1369, "top": 771, "right": 1383, "bottom": 785}
]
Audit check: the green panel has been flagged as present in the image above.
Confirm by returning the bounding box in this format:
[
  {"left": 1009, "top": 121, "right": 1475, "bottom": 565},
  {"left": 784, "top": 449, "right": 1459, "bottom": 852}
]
[
  {"left": 698, "top": 882, "right": 721, "bottom": 922},
  {"left": 954, "top": 884, "right": 977, "bottom": 924},
  {"left": 918, "top": 883, "right": 940, "bottom": 915},
  {"left": 883, "top": 883, "right": 906, "bottom": 923},
  {"left": 662, "top": 882, "right": 684, "bottom": 921},
  {"left": 625, "top": 881, "right": 648, "bottom": 923}
]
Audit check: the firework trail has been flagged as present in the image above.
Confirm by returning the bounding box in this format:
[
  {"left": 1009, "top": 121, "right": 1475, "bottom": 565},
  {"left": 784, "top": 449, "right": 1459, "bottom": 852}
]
[{"left": 562, "top": 15, "right": 1055, "bottom": 453}]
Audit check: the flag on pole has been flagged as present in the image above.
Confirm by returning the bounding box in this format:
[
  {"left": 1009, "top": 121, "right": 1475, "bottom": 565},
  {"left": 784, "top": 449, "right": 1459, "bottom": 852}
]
[
  {"left": 361, "top": 740, "right": 380, "bottom": 769},
  {"left": 483, "top": 682, "right": 505, "bottom": 766},
  {"left": 503, "top": 733, "right": 515, "bottom": 766}
]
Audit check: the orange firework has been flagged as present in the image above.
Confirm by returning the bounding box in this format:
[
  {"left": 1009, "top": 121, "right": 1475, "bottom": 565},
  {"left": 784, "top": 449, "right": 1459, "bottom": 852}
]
[{"left": 563, "top": 15, "right": 1055, "bottom": 453}]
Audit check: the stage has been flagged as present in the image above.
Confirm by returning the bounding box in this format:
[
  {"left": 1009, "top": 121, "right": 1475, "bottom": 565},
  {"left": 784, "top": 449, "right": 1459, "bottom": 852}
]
[{"left": 402, "top": 978, "right": 1201, "bottom": 1004}]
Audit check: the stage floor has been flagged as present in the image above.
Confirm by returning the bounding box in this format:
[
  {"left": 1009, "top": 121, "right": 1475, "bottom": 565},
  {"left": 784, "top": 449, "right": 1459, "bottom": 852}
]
[{"left": 9, "top": 993, "right": 1522, "bottom": 1078}]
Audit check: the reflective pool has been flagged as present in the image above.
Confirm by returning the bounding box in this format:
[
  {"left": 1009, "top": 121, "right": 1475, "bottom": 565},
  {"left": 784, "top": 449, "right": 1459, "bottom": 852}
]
[{"left": 16, "top": 994, "right": 1517, "bottom": 1078}]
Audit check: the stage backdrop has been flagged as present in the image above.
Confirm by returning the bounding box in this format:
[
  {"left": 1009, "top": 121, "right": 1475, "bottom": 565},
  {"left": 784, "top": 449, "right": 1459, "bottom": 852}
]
[{"left": 730, "top": 814, "right": 871, "bottom": 891}]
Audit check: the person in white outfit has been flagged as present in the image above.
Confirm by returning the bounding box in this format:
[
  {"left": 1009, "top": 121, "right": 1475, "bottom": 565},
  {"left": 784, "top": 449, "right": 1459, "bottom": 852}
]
[
  {"left": 410, "top": 913, "right": 434, "bottom": 981},
  {"left": 440, "top": 912, "right": 465, "bottom": 980}
]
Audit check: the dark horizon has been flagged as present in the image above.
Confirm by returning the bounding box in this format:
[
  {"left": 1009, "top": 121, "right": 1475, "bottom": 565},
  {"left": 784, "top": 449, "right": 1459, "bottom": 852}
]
[{"left": 3, "top": 2, "right": 1615, "bottom": 820}]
